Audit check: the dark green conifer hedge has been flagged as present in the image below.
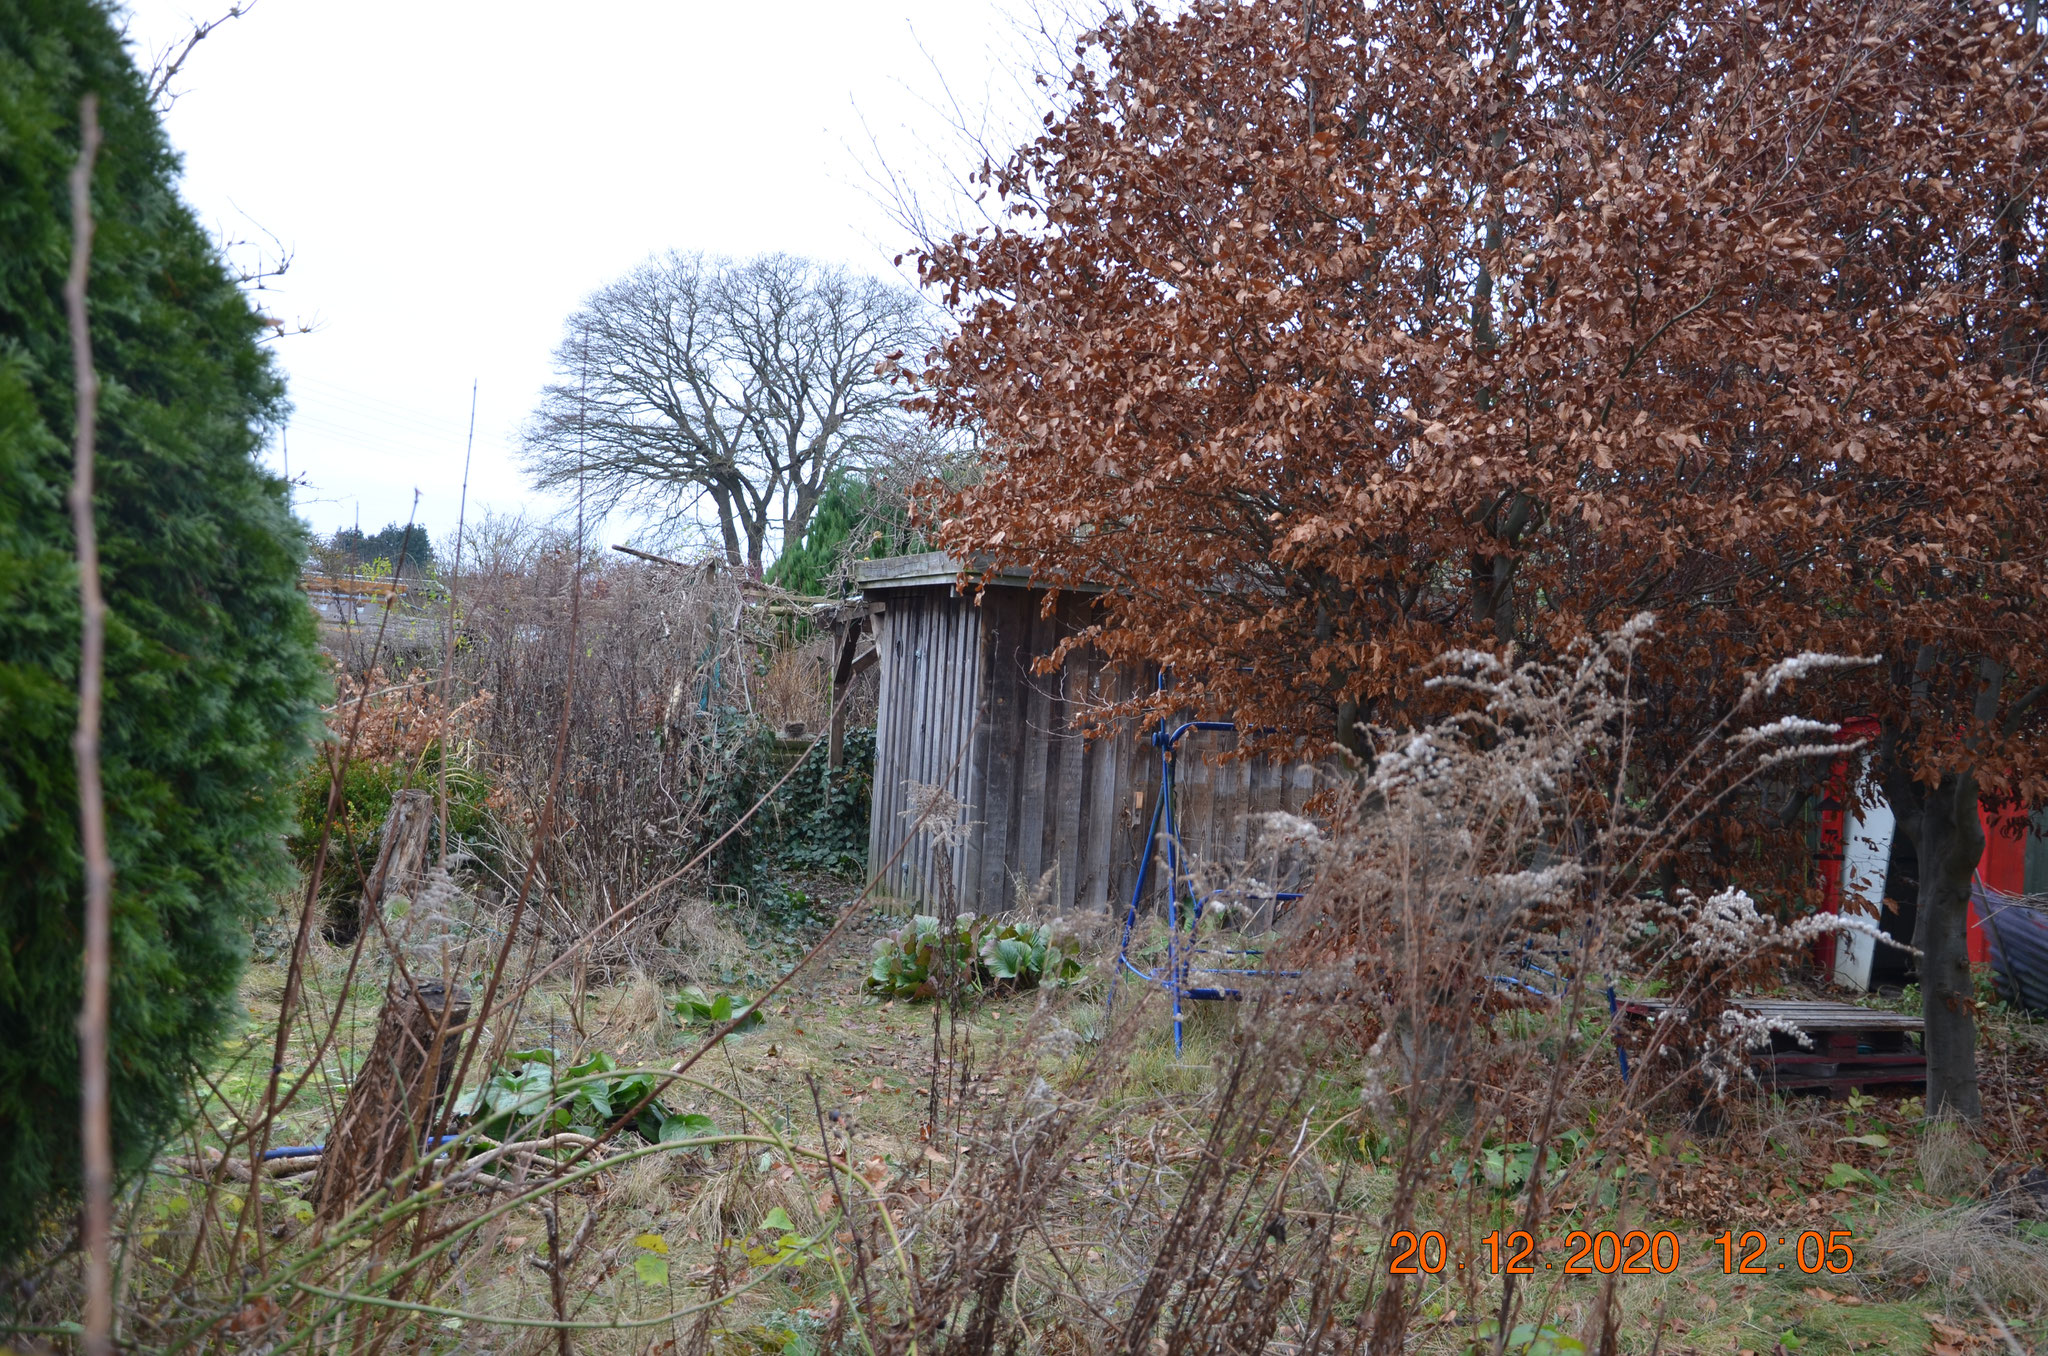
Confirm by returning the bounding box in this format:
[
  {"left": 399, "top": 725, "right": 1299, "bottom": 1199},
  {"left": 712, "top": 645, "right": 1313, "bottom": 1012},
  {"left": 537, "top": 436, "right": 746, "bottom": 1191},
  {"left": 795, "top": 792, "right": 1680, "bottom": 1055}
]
[{"left": 0, "top": 0, "right": 323, "bottom": 1260}]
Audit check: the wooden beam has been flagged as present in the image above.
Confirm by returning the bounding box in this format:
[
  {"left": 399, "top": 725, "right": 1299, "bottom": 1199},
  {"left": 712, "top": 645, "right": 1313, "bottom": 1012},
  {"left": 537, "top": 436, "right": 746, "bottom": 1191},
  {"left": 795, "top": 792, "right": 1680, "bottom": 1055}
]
[
  {"left": 609, "top": 543, "right": 697, "bottom": 570},
  {"left": 828, "top": 614, "right": 868, "bottom": 770}
]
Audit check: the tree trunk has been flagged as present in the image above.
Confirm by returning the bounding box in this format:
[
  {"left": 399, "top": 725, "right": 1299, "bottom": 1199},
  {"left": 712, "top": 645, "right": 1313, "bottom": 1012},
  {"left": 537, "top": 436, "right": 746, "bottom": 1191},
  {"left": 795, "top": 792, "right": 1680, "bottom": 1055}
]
[
  {"left": 707, "top": 484, "right": 742, "bottom": 567},
  {"left": 363, "top": 789, "right": 433, "bottom": 913},
  {"left": 784, "top": 480, "right": 822, "bottom": 557},
  {"left": 1914, "top": 773, "right": 1985, "bottom": 1120},
  {"left": 744, "top": 518, "right": 766, "bottom": 575},
  {"left": 313, "top": 979, "right": 470, "bottom": 1223},
  {"left": 1467, "top": 493, "right": 1531, "bottom": 645},
  {"left": 329, "top": 787, "right": 432, "bottom": 945},
  {"left": 1883, "top": 746, "right": 1985, "bottom": 1121}
]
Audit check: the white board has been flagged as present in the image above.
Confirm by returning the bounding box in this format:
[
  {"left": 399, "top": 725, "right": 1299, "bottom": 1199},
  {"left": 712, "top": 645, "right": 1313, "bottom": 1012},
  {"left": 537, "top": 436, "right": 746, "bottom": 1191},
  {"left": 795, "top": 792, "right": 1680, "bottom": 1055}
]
[{"left": 1834, "top": 765, "right": 1894, "bottom": 991}]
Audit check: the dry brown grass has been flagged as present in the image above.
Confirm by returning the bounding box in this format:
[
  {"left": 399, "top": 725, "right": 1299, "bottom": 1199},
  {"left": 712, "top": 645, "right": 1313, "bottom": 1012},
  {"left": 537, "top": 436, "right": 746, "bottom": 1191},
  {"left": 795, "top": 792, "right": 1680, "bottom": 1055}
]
[
  {"left": 1921, "top": 1114, "right": 1991, "bottom": 1199},
  {"left": 1869, "top": 1202, "right": 2048, "bottom": 1309},
  {"left": 755, "top": 633, "right": 834, "bottom": 734}
]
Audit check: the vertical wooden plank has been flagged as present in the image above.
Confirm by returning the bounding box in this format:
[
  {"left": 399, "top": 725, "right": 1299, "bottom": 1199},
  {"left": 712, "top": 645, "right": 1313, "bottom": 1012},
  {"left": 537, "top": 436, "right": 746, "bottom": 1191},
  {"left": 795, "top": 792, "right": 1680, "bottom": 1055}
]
[
  {"left": 1236, "top": 748, "right": 1271, "bottom": 883},
  {"left": 1222, "top": 732, "right": 1252, "bottom": 885},
  {"left": 877, "top": 599, "right": 901, "bottom": 899},
  {"left": 926, "top": 600, "right": 946, "bottom": 905},
  {"left": 956, "top": 594, "right": 987, "bottom": 912},
  {"left": 891, "top": 597, "right": 917, "bottom": 900},
  {"left": 1001, "top": 591, "right": 1034, "bottom": 907},
  {"left": 1112, "top": 661, "right": 1158, "bottom": 916},
  {"left": 890, "top": 600, "right": 920, "bottom": 902},
  {"left": 1114, "top": 663, "right": 1146, "bottom": 917},
  {"left": 1118, "top": 663, "right": 1152, "bottom": 917},
  {"left": 1074, "top": 618, "right": 1118, "bottom": 913},
  {"left": 1040, "top": 597, "right": 1086, "bottom": 915},
  {"left": 962, "top": 600, "right": 985, "bottom": 903},
  {"left": 898, "top": 594, "right": 928, "bottom": 902},
  {"left": 1010, "top": 599, "right": 1054, "bottom": 905},
  {"left": 884, "top": 596, "right": 913, "bottom": 900},
  {"left": 881, "top": 595, "right": 908, "bottom": 900},
  {"left": 1052, "top": 692, "right": 1085, "bottom": 915},
  {"left": 1179, "top": 721, "right": 1215, "bottom": 904},
  {"left": 866, "top": 605, "right": 896, "bottom": 900},
  {"left": 1086, "top": 700, "right": 1122, "bottom": 913},
  {"left": 912, "top": 594, "right": 942, "bottom": 904},
  {"left": 947, "top": 593, "right": 977, "bottom": 907},
  {"left": 1236, "top": 752, "right": 1271, "bottom": 900},
  {"left": 976, "top": 594, "right": 1021, "bottom": 912},
  {"left": 1004, "top": 591, "right": 1045, "bottom": 912}
]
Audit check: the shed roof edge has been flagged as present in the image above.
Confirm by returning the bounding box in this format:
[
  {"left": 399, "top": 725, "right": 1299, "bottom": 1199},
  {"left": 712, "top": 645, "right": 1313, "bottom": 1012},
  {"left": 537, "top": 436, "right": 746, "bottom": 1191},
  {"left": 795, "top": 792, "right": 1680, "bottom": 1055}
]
[{"left": 850, "top": 551, "right": 1105, "bottom": 593}]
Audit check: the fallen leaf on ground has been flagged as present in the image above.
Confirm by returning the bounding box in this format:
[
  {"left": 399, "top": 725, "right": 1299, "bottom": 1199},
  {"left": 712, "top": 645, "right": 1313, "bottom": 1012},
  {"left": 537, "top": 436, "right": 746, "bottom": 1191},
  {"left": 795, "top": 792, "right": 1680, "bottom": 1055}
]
[{"left": 1922, "top": 1313, "right": 1969, "bottom": 1345}]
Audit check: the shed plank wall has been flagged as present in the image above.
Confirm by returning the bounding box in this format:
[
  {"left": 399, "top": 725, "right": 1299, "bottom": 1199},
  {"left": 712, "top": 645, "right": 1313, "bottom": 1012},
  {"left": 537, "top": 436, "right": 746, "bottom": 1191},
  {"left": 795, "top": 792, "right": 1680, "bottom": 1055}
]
[
  {"left": 868, "top": 585, "right": 1315, "bottom": 916},
  {"left": 866, "top": 589, "right": 981, "bottom": 905}
]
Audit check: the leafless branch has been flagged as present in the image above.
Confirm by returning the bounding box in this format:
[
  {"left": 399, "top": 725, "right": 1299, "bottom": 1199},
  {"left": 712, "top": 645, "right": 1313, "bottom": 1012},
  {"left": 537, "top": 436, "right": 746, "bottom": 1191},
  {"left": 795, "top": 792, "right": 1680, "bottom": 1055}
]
[{"left": 142, "top": 1, "right": 258, "bottom": 112}]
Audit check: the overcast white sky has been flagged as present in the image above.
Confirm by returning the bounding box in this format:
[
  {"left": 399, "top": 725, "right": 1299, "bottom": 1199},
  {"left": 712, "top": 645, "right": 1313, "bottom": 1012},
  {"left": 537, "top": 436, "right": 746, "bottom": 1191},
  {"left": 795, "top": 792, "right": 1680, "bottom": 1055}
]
[{"left": 118, "top": 0, "right": 1054, "bottom": 556}]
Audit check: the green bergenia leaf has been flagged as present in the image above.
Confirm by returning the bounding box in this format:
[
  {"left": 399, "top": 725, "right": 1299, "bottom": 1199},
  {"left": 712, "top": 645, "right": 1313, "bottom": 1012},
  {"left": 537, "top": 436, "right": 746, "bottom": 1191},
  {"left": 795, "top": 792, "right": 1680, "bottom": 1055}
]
[
  {"left": 660, "top": 1113, "right": 718, "bottom": 1144},
  {"left": 564, "top": 1051, "right": 617, "bottom": 1080}
]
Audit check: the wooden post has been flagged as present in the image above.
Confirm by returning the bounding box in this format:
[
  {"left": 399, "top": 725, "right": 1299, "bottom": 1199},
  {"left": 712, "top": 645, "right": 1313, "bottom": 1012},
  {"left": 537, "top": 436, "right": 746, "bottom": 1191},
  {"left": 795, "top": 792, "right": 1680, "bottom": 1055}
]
[
  {"left": 828, "top": 612, "right": 868, "bottom": 770},
  {"left": 314, "top": 789, "right": 464, "bottom": 1221},
  {"left": 364, "top": 788, "right": 433, "bottom": 912},
  {"left": 314, "top": 979, "right": 469, "bottom": 1223}
]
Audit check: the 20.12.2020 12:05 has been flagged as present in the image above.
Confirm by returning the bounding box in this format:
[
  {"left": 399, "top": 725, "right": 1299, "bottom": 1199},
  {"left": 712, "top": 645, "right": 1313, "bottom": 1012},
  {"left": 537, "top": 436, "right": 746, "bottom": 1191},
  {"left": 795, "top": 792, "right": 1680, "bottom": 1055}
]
[{"left": 1384, "top": 1229, "right": 1856, "bottom": 1274}]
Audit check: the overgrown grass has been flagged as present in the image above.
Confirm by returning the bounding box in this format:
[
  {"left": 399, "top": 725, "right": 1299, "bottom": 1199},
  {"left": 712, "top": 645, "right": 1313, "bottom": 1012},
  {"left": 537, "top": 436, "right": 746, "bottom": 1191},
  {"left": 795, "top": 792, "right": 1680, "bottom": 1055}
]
[
  {"left": 7, "top": 902, "right": 2043, "bottom": 1354},
  {"left": 10, "top": 624, "right": 2047, "bottom": 1354}
]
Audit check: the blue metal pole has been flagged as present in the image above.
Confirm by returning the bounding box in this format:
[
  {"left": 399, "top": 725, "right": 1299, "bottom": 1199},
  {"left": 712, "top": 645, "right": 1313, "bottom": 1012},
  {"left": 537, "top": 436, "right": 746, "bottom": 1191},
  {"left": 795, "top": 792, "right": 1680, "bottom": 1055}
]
[{"left": 1164, "top": 731, "right": 1184, "bottom": 1057}]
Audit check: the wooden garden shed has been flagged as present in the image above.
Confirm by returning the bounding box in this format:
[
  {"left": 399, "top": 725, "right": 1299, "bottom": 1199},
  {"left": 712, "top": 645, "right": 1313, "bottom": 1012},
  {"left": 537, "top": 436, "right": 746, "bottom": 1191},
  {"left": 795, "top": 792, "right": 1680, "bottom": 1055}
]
[{"left": 845, "top": 552, "right": 1319, "bottom": 915}]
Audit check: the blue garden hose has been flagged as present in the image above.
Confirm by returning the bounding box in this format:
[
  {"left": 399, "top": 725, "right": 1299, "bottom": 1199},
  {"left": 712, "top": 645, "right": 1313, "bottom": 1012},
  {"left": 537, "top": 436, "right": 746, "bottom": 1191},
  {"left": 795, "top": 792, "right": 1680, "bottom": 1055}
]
[{"left": 258, "top": 1136, "right": 459, "bottom": 1161}]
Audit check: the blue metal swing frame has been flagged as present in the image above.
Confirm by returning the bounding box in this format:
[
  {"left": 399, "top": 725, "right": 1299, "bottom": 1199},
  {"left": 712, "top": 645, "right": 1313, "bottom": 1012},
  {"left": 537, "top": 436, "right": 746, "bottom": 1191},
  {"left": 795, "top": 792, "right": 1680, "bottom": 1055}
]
[
  {"left": 1111, "top": 716, "right": 1303, "bottom": 1056},
  {"left": 1107, "top": 708, "right": 1630, "bottom": 1073}
]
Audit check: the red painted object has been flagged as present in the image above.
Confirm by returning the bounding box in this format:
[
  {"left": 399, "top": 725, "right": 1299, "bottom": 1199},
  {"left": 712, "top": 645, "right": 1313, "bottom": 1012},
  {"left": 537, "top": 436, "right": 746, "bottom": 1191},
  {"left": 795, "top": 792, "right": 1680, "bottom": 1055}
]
[{"left": 1977, "top": 803, "right": 2030, "bottom": 963}]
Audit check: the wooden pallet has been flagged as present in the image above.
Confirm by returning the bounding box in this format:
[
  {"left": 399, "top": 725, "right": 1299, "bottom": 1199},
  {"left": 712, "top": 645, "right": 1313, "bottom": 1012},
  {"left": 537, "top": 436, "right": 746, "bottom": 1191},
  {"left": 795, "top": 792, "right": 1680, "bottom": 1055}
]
[{"left": 1619, "top": 997, "right": 1925, "bottom": 1096}]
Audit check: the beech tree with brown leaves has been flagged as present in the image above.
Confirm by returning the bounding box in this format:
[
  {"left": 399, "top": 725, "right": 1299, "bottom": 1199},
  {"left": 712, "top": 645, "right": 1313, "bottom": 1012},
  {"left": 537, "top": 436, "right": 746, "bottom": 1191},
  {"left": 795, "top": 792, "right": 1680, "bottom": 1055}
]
[{"left": 912, "top": 0, "right": 2048, "bottom": 1118}]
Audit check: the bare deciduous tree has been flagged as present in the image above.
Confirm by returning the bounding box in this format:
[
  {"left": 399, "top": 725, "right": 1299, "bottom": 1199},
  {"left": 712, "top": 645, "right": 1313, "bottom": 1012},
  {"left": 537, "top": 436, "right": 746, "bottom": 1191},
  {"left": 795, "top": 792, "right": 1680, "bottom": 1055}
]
[{"left": 522, "top": 252, "right": 931, "bottom": 571}]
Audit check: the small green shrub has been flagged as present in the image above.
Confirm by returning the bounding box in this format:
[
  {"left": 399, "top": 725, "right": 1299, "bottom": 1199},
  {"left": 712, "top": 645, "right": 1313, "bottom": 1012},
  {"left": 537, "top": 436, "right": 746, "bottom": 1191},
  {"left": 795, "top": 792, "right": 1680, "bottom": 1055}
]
[
  {"left": 672, "top": 986, "right": 764, "bottom": 1031},
  {"left": 693, "top": 717, "right": 780, "bottom": 888},
  {"left": 865, "top": 914, "right": 979, "bottom": 1000},
  {"left": 770, "top": 726, "right": 874, "bottom": 876},
  {"left": 685, "top": 721, "right": 874, "bottom": 896},
  {"left": 730, "top": 1206, "right": 825, "bottom": 1272},
  {"left": 285, "top": 750, "right": 491, "bottom": 930},
  {"left": 978, "top": 917, "right": 1086, "bottom": 987},
  {"left": 865, "top": 913, "right": 1085, "bottom": 999},
  {"left": 452, "top": 1048, "right": 716, "bottom": 1147}
]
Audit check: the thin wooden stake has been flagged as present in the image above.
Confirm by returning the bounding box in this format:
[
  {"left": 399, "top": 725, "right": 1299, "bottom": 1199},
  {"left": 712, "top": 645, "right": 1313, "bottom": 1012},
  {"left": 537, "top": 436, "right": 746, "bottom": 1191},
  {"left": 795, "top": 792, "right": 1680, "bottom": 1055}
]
[
  {"left": 437, "top": 379, "right": 477, "bottom": 868},
  {"left": 65, "top": 91, "right": 112, "bottom": 1356}
]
